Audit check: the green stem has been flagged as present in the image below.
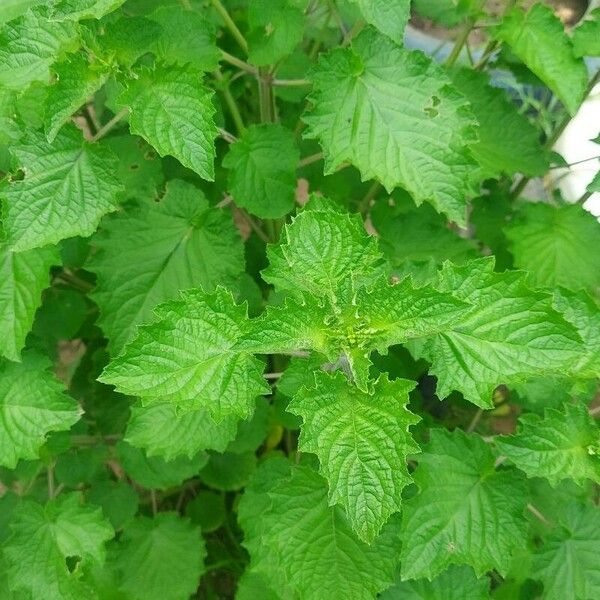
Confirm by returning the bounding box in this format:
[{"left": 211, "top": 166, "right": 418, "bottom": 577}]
[
  {"left": 578, "top": 190, "right": 592, "bottom": 205},
  {"left": 214, "top": 70, "right": 246, "bottom": 134},
  {"left": 444, "top": 20, "right": 474, "bottom": 67},
  {"left": 211, "top": 0, "right": 248, "bottom": 54},
  {"left": 272, "top": 78, "right": 312, "bottom": 87},
  {"left": 358, "top": 181, "right": 381, "bottom": 214},
  {"left": 298, "top": 152, "right": 324, "bottom": 168},
  {"left": 220, "top": 50, "right": 257, "bottom": 75},
  {"left": 258, "top": 67, "right": 275, "bottom": 123},
  {"left": 91, "top": 107, "right": 129, "bottom": 142}
]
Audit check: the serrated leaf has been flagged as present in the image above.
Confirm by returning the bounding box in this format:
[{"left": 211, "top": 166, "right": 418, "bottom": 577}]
[
  {"left": 303, "top": 27, "right": 478, "bottom": 225},
  {"left": 496, "top": 402, "right": 600, "bottom": 486},
  {"left": 239, "top": 460, "right": 400, "bottom": 599},
  {"left": 0, "top": 242, "right": 57, "bottom": 361},
  {"left": 119, "top": 65, "right": 218, "bottom": 180},
  {"left": 148, "top": 5, "right": 220, "bottom": 72},
  {"left": 0, "top": 353, "right": 81, "bottom": 468},
  {"left": 2, "top": 124, "right": 122, "bottom": 251},
  {"left": 289, "top": 371, "right": 419, "bottom": 542},
  {"left": 125, "top": 402, "right": 239, "bottom": 460},
  {"left": 407, "top": 257, "right": 581, "bottom": 408},
  {"left": 109, "top": 513, "right": 205, "bottom": 600},
  {"left": 99, "top": 287, "right": 269, "bottom": 419},
  {"left": 3, "top": 493, "right": 113, "bottom": 600},
  {"left": 506, "top": 203, "right": 600, "bottom": 292},
  {"left": 532, "top": 501, "right": 600, "bottom": 600},
  {"left": 50, "top": 0, "right": 124, "bottom": 21},
  {"left": 0, "top": 8, "right": 78, "bottom": 90},
  {"left": 400, "top": 429, "right": 529, "bottom": 579},
  {"left": 572, "top": 9, "right": 600, "bottom": 57},
  {"left": 493, "top": 4, "right": 588, "bottom": 115},
  {"left": 88, "top": 179, "right": 244, "bottom": 354},
  {"left": 412, "top": 0, "right": 483, "bottom": 28},
  {"left": 223, "top": 123, "right": 299, "bottom": 218},
  {"left": 45, "top": 53, "right": 110, "bottom": 142},
  {"left": 449, "top": 68, "right": 548, "bottom": 178},
  {"left": 0, "top": 0, "right": 43, "bottom": 25},
  {"left": 247, "top": 0, "right": 304, "bottom": 66},
  {"left": 348, "top": 0, "right": 410, "bottom": 44},
  {"left": 199, "top": 451, "right": 257, "bottom": 491},
  {"left": 588, "top": 170, "right": 600, "bottom": 193},
  {"left": 381, "top": 565, "right": 490, "bottom": 600},
  {"left": 101, "top": 14, "right": 163, "bottom": 67}
]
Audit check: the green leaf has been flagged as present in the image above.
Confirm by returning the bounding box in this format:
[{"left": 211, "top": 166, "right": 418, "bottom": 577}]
[
  {"left": 50, "top": 0, "right": 124, "bottom": 21},
  {"left": 101, "top": 14, "right": 163, "bottom": 67},
  {"left": 239, "top": 459, "right": 400, "bottom": 599},
  {"left": 496, "top": 402, "right": 600, "bottom": 486},
  {"left": 381, "top": 566, "right": 490, "bottom": 600},
  {"left": 109, "top": 513, "right": 205, "bottom": 600},
  {"left": 87, "top": 480, "right": 139, "bottom": 529},
  {"left": 3, "top": 493, "right": 113, "bottom": 600},
  {"left": 348, "top": 0, "right": 410, "bottom": 45},
  {"left": 449, "top": 68, "right": 548, "bottom": 178},
  {"left": 0, "top": 0, "right": 43, "bottom": 25},
  {"left": 407, "top": 257, "right": 581, "bottom": 408},
  {"left": 126, "top": 402, "right": 239, "bottom": 460},
  {"left": 2, "top": 124, "right": 122, "bottom": 251},
  {"left": 0, "top": 242, "right": 57, "bottom": 361},
  {"left": 0, "top": 8, "right": 78, "bottom": 90},
  {"left": 99, "top": 287, "right": 269, "bottom": 419},
  {"left": 400, "top": 429, "right": 529, "bottom": 579},
  {"left": 303, "top": 27, "right": 478, "bottom": 226},
  {"left": 223, "top": 123, "right": 299, "bottom": 218},
  {"left": 199, "top": 451, "right": 257, "bottom": 491},
  {"left": 506, "top": 203, "right": 600, "bottom": 292},
  {"left": 88, "top": 179, "right": 244, "bottom": 354},
  {"left": 44, "top": 53, "right": 110, "bottom": 142},
  {"left": 247, "top": 0, "right": 304, "bottom": 67},
  {"left": 0, "top": 353, "right": 81, "bottom": 468},
  {"left": 289, "top": 371, "right": 419, "bottom": 542},
  {"left": 412, "top": 0, "right": 483, "bottom": 28},
  {"left": 119, "top": 65, "right": 218, "bottom": 180},
  {"left": 148, "top": 5, "right": 220, "bottom": 72},
  {"left": 572, "top": 8, "right": 600, "bottom": 57},
  {"left": 588, "top": 170, "right": 600, "bottom": 193},
  {"left": 493, "top": 4, "right": 588, "bottom": 115},
  {"left": 532, "top": 501, "right": 600, "bottom": 600}
]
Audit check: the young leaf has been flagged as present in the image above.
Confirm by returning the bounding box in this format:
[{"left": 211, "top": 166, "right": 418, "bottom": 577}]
[
  {"left": 2, "top": 124, "right": 123, "bottom": 251},
  {"left": 303, "top": 27, "right": 479, "bottom": 225},
  {"left": 400, "top": 429, "right": 529, "bottom": 579},
  {"left": 496, "top": 402, "right": 600, "bottom": 486},
  {"left": 119, "top": 65, "right": 218, "bottom": 180},
  {"left": 247, "top": 0, "right": 304, "bottom": 67},
  {"left": 88, "top": 179, "right": 244, "bottom": 354},
  {"left": 109, "top": 513, "right": 205, "bottom": 600},
  {"left": 348, "top": 0, "right": 410, "bottom": 45},
  {"left": 493, "top": 4, "right": 587, "bottom": 115},
  {"left": 572, "top": 8, "right": 600, "bottom": 58},
  {"left": 532, "top": 501, "right": 600, "bottom": 600},
  {"left": 44, "top": 53, "right": 110, "bottom": 142},
  {"left": 449, "top": 68, "right": 548, "bottom": 178},
  {"left": 506, "top": 203, "right": 600, "bottom": 292},
  {"left": 0, "top": 353, "right": 81, "bottom": 468},
  {"left": 3, "top": 493, "right": 113, "bottom": 600},
  {"left": 0, "top": 242, "right": 57, "bottom": 361},
  {"left": 407, "top": 257, "right": 581, "bottom": 408},
  {"left": 223, "top": 123, "right": 300, "bottom": 219},
  {"left": 239, "top": 459, "right": 399, "bottom": 599},
  {"left": 50, "top": 0, "right": 124, "bottom": 21},
  {"left": 99, "top": 287, "right": 269, "bottom": 419},
  {"left": 0, "top": 8, "right": 78, "bottom": 90},
  {"left": 289, "top": 371, "right": 419, "bottom": 542}
]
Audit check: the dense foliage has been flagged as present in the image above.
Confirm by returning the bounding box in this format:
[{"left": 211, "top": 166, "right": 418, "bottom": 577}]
[{"left": 1, "top": 0, "right": 600, "bottom": 598}]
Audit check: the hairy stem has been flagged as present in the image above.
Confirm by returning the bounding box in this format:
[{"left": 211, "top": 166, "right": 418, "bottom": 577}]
[{"left": 211, "top": 0, "right": 248, "bottom": 54}]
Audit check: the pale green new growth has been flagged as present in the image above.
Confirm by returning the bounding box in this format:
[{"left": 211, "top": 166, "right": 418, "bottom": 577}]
[{"left": 289, "top": 371, "right": 419, "bottom": 542}]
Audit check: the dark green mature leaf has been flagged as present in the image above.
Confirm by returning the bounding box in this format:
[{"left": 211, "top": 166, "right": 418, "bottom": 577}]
[
  {"left": 401, "top": 429, "right": 529, "bottom": 579},
  {"left": 119, "top": 65, "right": 218, "bottom": 180},
  {"left": 506, "top": 203, "right": 600, "bottom": 292},
  {"left": 304, "top": 27, "right": 479, "bottom": 225},
  {"left": 532, "top": 502, "right": 600, "bottom": 600},
  {"left": 493, "top": 4, "right": 588, "bottom": 115},
  {"left": 239, "top": 459, "right": 400, "bottom": 600},
  {"left": 3, "top": 493, "right": 113, "bottom": 600},
  {"left": 0, "top": 243, "right": 57, "bottom": 361},
  {"left": 348, "top": 0, "right": 410, "bottom": 44},
  {"left": 289, "top": 371, "right": 419, "bottom": 542},
  {"left": 2, "top": 124, "right": 122, "bottom": 251},
  {"left": 100, "top": 287, "right": 269, "bottom": 419},
  {"left": 223, "top": 124, "right": 299, "bottom": 218},
  {"left": 496, "top": 402, "right": 600, "bottom": 486},
  {"left": 109, "top": 513, "right": 205, "bottom": 600},
  {"left": 101, "top": 14, "right": 163, "bottom": 67},
  {"left": 0, "top": 353, "right": 81, "bottom": 468},
  {"left": 89, "top": 179, "right": 244, "bottom": 354}
]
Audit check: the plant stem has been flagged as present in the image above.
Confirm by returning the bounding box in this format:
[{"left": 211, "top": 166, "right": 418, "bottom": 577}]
[
  {"left": 220, "top": 50, "right": 256, "bottom": 74},
  {"left": 150, "top": 490, "right": 158, "bottom": 516},
  {"left": 218, "top": 128, "right": 238, "bottom": 144},
  {"left": 445, "top": 20, "right": 474, "bottom": 67},
  {"left": 466, "top": 408, "right": 484, "bottom": 433},
  {"left": 272, "top": 78, "right": 312, "bottom": 87},
  {"left": 342, "top": 19, "right": 365, "bottom": 47},
  {"left": 527, "top": 503, "right": 551, "bottom": 526},
  {"left": 47, "top": 465, "right": 56, "bottom": 499},
  {"left": 91, "top": 107, "right": 129, "bottom": 142},
  {"left": 258, "top": 67, "right": 275, "bottom": 123},
  {"left": 211, "top": 0, "right": 248, "bottom": 54},
  {"left": 578, "top": 190, "right": 592, "bottom": 205},
  {"left": 214, "top": 70, "right": 246, "bottom": 134},
  {"left": 358, "top": 181, "right": 381, "bottom": 214},
  {"left": 298, "top": 152, "right": 324, "bottom": 168}
]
